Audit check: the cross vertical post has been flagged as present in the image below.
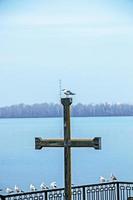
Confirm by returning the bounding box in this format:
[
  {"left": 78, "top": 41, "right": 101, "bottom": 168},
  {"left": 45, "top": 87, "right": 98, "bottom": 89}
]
[
  {"left": 61, "top": 98, "right": 72, "bottom": 200},
  {"left": 35, "top": 96, "right": 101, "bottom": 200}
]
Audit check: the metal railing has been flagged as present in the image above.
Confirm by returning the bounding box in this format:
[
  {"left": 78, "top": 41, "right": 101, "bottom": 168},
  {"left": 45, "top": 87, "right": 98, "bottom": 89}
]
[{"left": 0, "top": 182, "right": 133, "bottom": 200}]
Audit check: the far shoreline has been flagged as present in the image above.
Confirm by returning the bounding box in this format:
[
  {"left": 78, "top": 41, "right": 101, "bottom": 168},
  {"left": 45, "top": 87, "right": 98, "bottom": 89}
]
[{"left": 0, "top": 115, "right": 133, "bottom": 119}]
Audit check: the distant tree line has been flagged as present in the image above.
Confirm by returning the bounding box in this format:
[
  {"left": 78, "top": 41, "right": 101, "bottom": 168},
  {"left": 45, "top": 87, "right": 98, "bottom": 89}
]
[{"left": 0, "top": 103, "right": 133, "bottom": 118}]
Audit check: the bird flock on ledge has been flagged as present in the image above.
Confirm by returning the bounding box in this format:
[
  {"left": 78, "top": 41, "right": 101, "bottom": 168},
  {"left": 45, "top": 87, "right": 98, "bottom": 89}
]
[
  {"left": 3, "top": 173, "right": 117, "bottom": 194},
  {"left": 5, "top": 181, "right": 57, "bottom": 194},
  {"left": 99, "top": 173, "right": 117, "bottom": 183}
]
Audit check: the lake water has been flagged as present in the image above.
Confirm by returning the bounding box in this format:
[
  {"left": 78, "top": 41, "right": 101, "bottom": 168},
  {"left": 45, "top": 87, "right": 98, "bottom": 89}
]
[{"left": 0, "top": 117, "right": 133, "bottom": 191}]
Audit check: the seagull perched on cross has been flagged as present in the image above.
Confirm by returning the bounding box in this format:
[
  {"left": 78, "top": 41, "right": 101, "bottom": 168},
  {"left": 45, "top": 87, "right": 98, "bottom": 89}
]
[{"left": 62, "top": 89, "right": 75, "bottom": 97}]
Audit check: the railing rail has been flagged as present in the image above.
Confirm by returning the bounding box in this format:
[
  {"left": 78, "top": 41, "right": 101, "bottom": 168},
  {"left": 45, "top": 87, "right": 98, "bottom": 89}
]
[{"left": 1, "top": 182, "right": 133, "bottom": 200}]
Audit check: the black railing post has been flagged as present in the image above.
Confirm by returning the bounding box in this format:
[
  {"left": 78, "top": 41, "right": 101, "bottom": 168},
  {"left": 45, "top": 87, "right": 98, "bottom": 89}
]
[
  {"left": 116, "top": 182, "right": 120, "bottom": 200},
  {"left": 45, "top": 190, "right": 48, "bottom": 200},
  {"left": 0, "top": 195, "right": 6, "bottom": 200},
  {"left": 83, "top": 186, "right": 86, "bottom": 200}
]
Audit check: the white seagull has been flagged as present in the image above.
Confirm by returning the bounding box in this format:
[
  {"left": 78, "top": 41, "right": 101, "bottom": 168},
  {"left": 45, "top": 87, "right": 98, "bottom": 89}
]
[
  {"left": 40, "top": 182, "right": 49, "bottom": 190},
  {"left": 30, "top": 184, "right": 37, "bottom": 192},
  {"left": 99, "top": 176, "right": 106, "bottom": 183},
  {"left": 6, "top": 187, "right": 14, "bottom": 194},
  {"left": 50, "top": 181, "right": 57, "bottom": 189},
  {"left": 110, "top": 173, "right": 117, "bottom": 182},
  {"left": 14, "top": 185, "right": 24, "bottom": 193},
  {"left": 62, "top": 89, "right": 75, "bottom": 97}
]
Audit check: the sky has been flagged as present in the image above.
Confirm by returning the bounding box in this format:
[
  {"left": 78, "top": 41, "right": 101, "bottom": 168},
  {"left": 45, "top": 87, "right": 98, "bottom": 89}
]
[{"left": 0, "top": 0, "right": 133, "bottom": 106}]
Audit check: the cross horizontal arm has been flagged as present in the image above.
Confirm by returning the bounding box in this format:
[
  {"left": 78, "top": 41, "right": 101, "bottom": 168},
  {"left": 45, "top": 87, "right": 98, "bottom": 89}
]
[
  {"left": 35, "top": 138, "right": 64, "bottom": 148},
  {"left": 35, "top": 137, "right": 101, "bottom": 150},
  {"left": 69, "top": 137, "right": 101, "bottom": 149}
]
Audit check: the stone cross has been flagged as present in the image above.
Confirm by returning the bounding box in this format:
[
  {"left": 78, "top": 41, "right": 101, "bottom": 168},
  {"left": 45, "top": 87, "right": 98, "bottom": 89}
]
[{"left": 35, "top": 97, "right": 101, "bottom": 200}]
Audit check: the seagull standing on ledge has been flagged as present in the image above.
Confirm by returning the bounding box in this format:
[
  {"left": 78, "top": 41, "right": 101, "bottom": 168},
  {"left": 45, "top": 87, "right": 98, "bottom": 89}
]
[
  {"left": 6, "top": 187, "right": 14, "bottom": 194},
  {"left": 62, "top": 89, "right": 75, "bottom": 97},
  {"left": 30, "top": 184, "right": 37, "bottom": 191},
  {"left": 40, "top": 182, "right": 49, "bottom": 190},
  {"left": 110, "top": 173, "right": 117, "bottom": 181},
  {"left": 14, "top": 185, "right": 24, "bottom": 193},
  {"left": 99, "top": 176, "right": 106, "bottom": 183},
  {"left": 50, "top": 181, "right": 57, "bottom": 189}
]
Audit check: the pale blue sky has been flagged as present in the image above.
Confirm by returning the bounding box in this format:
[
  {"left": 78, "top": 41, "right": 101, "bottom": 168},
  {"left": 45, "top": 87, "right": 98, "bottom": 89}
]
[{"left": 0, "top": 0, "right": 133, "bottom": 106}]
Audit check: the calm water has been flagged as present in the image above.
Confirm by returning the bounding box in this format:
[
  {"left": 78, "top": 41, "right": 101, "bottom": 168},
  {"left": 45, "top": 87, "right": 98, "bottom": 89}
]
[{"left": 0, "top": 117, "right": 133, "bottom": 191}]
